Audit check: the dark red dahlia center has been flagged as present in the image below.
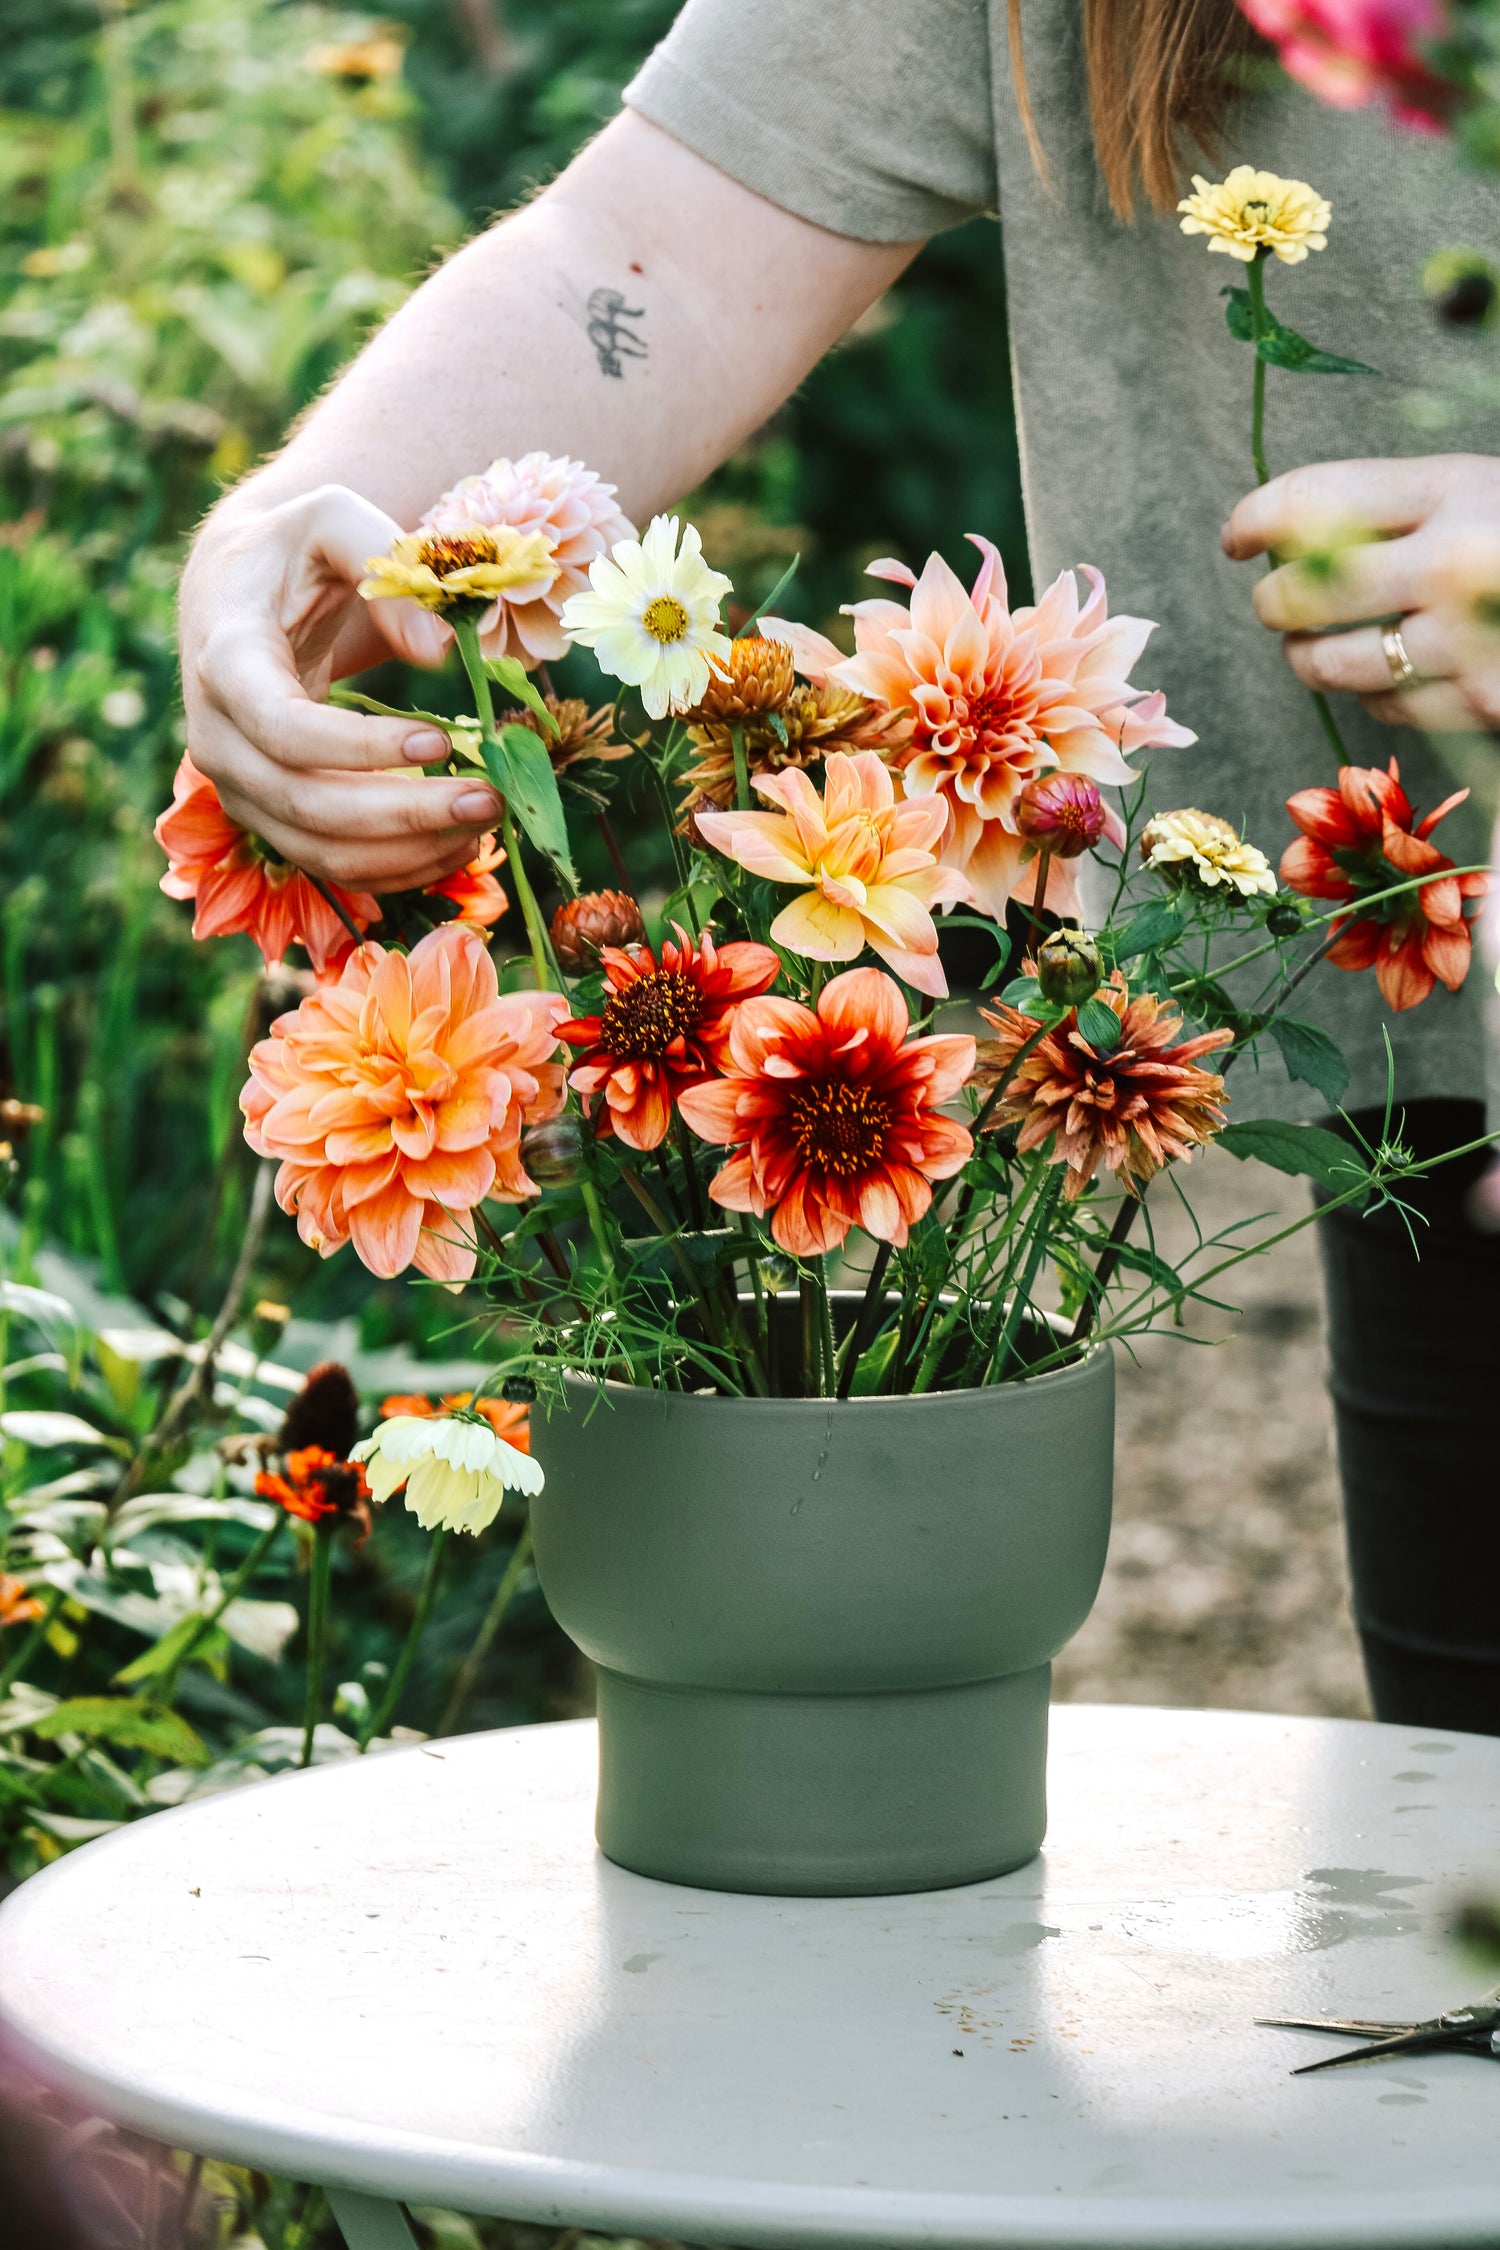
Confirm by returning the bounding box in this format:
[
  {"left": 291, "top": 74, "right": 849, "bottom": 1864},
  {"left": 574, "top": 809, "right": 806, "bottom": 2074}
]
[
  {"left": 787, "top": 1079, "right": 893, "bottom": 1177},
  {"left": 599, "top": 969, "right": 705, "bottom": 1060}
]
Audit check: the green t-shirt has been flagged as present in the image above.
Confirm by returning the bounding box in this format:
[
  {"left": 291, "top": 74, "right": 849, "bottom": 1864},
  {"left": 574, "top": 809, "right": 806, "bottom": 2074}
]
[{"left": 625, "top": 0, "right": 1499, "bottom": 1118}]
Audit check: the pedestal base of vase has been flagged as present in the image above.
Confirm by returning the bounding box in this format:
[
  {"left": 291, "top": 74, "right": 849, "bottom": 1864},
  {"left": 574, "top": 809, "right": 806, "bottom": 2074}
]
[{"left": 594, "top": 1661, "right": 1050, "bottom": 1895}]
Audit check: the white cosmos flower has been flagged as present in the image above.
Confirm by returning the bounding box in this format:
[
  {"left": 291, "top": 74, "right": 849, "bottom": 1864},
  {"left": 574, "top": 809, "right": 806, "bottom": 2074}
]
[
  {"left": 559, "top": 514, "right": 732, "bottom": 720},
  {"left": 351, "top": 1413, "right": 543, "bottom": 1536}
]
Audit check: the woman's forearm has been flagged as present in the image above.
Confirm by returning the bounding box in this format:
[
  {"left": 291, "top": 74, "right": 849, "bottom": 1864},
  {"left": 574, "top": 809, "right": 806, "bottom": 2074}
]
[{"left": 218, "top": 111, "right": 915, "bottom": 532}]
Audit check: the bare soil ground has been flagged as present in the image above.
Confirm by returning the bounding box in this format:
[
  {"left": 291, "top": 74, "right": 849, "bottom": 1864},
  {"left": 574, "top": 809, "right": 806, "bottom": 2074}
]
[{"left": 1052, "top": 1146, "right": 1369, "bottom": 1719}]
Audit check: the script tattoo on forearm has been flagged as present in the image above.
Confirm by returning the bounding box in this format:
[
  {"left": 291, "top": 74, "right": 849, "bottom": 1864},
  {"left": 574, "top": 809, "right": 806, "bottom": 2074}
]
[{"left": 585, "top": 286, "right": 648, "bottom": 379}]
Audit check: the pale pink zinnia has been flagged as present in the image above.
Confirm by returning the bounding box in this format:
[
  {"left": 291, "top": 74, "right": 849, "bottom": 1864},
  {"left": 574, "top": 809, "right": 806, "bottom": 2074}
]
[
  {"left": 421, "top": 452, "right": 634, "bottom": 666},
  {"left": 241, "top": 923, "right": 568, "bottom": 1281},
  {"left": 778, "top": 540, "right": 1195, "bottom": 921}
]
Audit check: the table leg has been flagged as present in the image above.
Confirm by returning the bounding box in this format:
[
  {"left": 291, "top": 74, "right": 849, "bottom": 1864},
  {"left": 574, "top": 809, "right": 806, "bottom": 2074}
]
[{"left": 325, "top": 2188, "right": 420, "bottom": 2249}]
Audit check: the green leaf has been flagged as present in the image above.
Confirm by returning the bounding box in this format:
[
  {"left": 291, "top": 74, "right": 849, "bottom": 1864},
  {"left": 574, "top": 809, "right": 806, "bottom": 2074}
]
[
  {"left": 1219, "top": 1118, "right": 1369, "bottom": 1196},
  {"left": 31, "top": 1697, "right": 210, "bottom": 1767},
  {"left": 113, "top": 1610, "right": 218, "bottom": 1686},
  {"left": 484, "top": 656, "right": 558, "bottom": 736},
  {"left": 1076, "top": 998, "right": 1123, "bottom": 1053},
  {"left": 737, "top": 552, "right": 801, "bottom": 637},
  {"left": 1222, "top": 286, "right": 1255, "bottom": 342},
  {"left": 1000, "top": 975, "right": 1043, "bottom": 1010},
  {"left": 481, "top": 724, "right": 576, "bottom": 886},
  {"left": 1220, "top": 288, "right": 1380, "bottom": 374},
  {"left": 1270, "top": 1018, "right": 1350, "bottom": 1108},
  {"left": 1112, "top": 897, "right": 1184, "bottom": 961}
]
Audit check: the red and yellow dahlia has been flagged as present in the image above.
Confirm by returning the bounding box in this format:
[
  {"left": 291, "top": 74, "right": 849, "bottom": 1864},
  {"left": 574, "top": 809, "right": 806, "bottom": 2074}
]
[
  {"left": 558, "top": 926, "right": 780, "bottom": 1150},
  {"left": 156, "top": 754, "right": 379, "bottom": 975},
  {"left": 976, "top": 981, "right": 1230, "bottom": 1200},
  {"left": 241, "top": 922, "right": 568, "bottom": 1281},
  {"left": 677, "top": 966, "right": 975, "bottom": 1257},
  {"left": 1280, "top": 757, "right": 1485, "bottom": 1011}
]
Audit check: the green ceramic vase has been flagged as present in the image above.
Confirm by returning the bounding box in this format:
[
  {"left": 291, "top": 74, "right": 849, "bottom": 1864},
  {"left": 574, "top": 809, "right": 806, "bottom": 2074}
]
[{"left": 530, "top": 1311, "right": 1114, "bottom": 1897}]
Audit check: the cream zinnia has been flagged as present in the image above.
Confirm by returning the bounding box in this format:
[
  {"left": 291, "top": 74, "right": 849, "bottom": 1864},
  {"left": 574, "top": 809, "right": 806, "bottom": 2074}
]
[{"left": 560, "top": 515, "right": 732, "bottom": 719}]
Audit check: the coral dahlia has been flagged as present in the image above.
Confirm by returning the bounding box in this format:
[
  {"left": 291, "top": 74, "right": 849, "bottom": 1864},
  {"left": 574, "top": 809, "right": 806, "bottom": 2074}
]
[
  {"left": 677, "top": 966, "right": 975, "bottom": 1257},
  {"left": 425, "top": 834, "right": 509, "bottom": 929},
  {"left": 417, "top": 451, "right": 633, "bottom": 663},
  {"left": 975, "top": 981, "right": 1231, "bottom": 1200},
  {"left": 156, "top": 754, "right": 379, "bottom": 975},
  {"left": 817, "top": 541, "right": 1193, "bottom": 920},
  {"left": 241, "top": 922, "right": 568, "bottom": 1281},
  {"left": 558, "top": 926, "right": 780, "bottom": 1150},
  {"left": 1280, "top": 757, "right": 1485, "bottom": 1009},
  {"left": 695, "top": 750, "right": 973, "bottom": 999}
]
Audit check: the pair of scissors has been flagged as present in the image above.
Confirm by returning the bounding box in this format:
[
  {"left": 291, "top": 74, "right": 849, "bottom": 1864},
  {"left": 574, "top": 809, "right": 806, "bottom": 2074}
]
[{"left": 1256, "top": 1990, "right": 1500, "bottom": 2074}]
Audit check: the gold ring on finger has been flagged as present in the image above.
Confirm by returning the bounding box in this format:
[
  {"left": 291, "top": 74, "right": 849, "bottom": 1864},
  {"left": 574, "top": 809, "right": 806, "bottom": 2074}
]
[{"left": 1380, "top": 621, "right": 1420, "bottom": 689}]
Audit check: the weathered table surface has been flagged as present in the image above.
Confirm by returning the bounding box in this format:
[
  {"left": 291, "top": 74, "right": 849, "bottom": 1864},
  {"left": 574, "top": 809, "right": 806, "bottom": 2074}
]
[{"left": 1, "top": 1707, "right": 1497, "bottom": 2250}]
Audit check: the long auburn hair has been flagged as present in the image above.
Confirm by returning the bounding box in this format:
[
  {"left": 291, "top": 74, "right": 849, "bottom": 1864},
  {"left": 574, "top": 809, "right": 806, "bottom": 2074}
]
[{"left": 1008, "top": 0, "right": 1255, "bottom": 217}]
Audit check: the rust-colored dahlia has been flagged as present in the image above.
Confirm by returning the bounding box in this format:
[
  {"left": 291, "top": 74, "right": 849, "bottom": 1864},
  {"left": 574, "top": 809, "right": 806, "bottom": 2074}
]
[
  {"left": 550, "top": 889, "right": 646, "bottom": 973},
  {"left": 679, "top": 680, "right": 912, "bottom": 822},
  {"left": 558, "top": 926, "right": 780, "bottom": 1150},
  {"left": 501, "top": 695, "right": 630, "bottom": 771},
  {"left": 677, "top": 967, "right": 975, "bottom": 1257},
  {"left": 682, "top": 635, "right": 796, "bottom": 724},
  {"left": 975, "top": 979, "right": 1231, "bottom": 1200},
  {"left": 255, "top": 1446, "right": 372, "bottom": 1538}
]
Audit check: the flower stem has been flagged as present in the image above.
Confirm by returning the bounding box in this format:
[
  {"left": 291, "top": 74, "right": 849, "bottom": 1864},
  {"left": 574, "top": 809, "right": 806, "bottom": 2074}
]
[
  {"left": 816, "top": 1263, "right": 838, "bottom": 1396},
  {"left": 1068, "top": 1189, "right": 1142, "bottom": 1345},
  {"left": 731, "top": 721, "right": 751, "bottom": 812},
  {"left": 973, "top": 1169, "right": 1065, "bottom": 1385},
  {"left": 359, "top": 1529, "right": 449, "bottom": 1750},
  {"left": 299, "top": 1521, "right": 334, "bottom": 1769},
  {"left": 799, "top": 1271, "right": 820, "bottom": 1397},
  {"left": 836, "top": 1241, "right": 894, "bottom": 1399},
  {"left": 157, "top": 1514, "right": 284, "bottom": 1704},
  {"left": 454, "top": 620, "right": 558, "bottom": 988},
  {"left": 437, "top": 1525, "right": 533, "bottom": 1736},
  {"left": 1246, "top": 253, "right": 1272, "bottom": 490}
]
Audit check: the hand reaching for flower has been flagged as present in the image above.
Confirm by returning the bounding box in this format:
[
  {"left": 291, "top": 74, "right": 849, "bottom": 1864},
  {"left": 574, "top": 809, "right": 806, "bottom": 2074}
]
[{"left": 1223, "top": 453, "right": 1500, "bottom": 737}]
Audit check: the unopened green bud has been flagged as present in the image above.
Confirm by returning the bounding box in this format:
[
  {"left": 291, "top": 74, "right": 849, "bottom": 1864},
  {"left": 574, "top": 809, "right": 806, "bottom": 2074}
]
[
  {"left": 1036, "top": 929, "right": 1103, "bottom": 1009},
  {"left": 1265, "top": 899, "right": 1303, "bottom": 938},
  {"left": 521, "top": 1116, "right": 584, "bottom": 1186}
]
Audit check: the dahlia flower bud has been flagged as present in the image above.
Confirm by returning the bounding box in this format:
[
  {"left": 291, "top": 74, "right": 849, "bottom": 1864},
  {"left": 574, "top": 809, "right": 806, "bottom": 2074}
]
[
  {"left": 1266, "top": 900, "right": 1304, "bottom": 938},
  {"left": 1016, "top": 773, "right": 1107, "bottom": 858},
  {"left": 521, "top": 1116, "right": 585, "bottom": 1185},
  {"left": 550, "top": 889, "right": 646, "bottom": 973},
  {"left": 684, "top": 635, "right": 796, "bottom": 724},
  {"left": 1036, "top": 929, "right": 1104, "bottom": 1008}
]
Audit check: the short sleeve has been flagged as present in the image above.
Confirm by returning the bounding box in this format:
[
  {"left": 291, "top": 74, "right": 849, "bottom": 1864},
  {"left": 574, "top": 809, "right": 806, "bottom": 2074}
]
[{"left": 623, "top": 0, "right": 997, "bottom": 244}]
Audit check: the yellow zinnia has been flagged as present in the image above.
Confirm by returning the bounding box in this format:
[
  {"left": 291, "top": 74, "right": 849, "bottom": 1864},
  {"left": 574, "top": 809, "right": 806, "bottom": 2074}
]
[
  {"left": 1140, "top": 809, "right": 1277, "bottom": 898},
  {"left": 359, "top": 525, "right": 556, "bottom": 614},
  {"left": 1177, "top": 167, "right": 1331, "bottom": 264}
]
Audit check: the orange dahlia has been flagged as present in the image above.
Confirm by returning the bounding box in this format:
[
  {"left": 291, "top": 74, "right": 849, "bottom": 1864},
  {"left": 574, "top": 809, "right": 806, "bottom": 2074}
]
[
  {"left": 156, "top": 754, "right": 380, "bottom": 976},
  {"left": 558, "top": 926, "right": 780, "bottom": 1151},
  {"left": 677, "top": 966, "right": 975, "bottom": 1257},
  {"left": 976, "top": 981, "right": 1230, "bottom": 1200},
  {"left": 425, "top": 833, "right": 509, "bottom": 929},
  {"left": 241, "top": 922, "right": 568, "bottom": 1281},
  {"left": 1281, "top": 757, "right": 1485, "bottom": 1011}
]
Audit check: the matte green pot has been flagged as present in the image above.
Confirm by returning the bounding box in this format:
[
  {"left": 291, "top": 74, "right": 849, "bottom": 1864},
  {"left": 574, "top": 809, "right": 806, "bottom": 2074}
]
[{"left": 530, "top": 1310, "right": 1113, "bottom": 1897}]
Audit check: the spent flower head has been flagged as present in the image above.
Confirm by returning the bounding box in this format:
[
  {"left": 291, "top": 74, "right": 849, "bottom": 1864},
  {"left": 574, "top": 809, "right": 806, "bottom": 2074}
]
[{"left": 1177, "top": 167, "right": 1331, "bottom": 263}]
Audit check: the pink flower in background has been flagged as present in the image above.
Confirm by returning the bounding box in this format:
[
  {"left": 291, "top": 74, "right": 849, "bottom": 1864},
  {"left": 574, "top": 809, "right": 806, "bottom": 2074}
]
[
  {"left": 817, "top": 540, "right": 1193, "bottom": 920},
  {"left": 1236, "top": 0, "right": 1454, "bottom": 129},
  {"left": 422, "top": 452, "right": 634, "bottom": 665}
]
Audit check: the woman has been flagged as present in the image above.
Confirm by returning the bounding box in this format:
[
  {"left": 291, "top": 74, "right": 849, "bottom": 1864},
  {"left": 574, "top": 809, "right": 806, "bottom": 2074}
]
[{"left": 178, "top": 0, "right": 1499, "bottom": 1728}]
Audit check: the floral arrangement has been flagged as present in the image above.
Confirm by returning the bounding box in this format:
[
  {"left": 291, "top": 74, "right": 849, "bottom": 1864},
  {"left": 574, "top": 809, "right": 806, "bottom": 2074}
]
[{"left": 149, "top": 190, "right": 1490, "bottom": 1554}]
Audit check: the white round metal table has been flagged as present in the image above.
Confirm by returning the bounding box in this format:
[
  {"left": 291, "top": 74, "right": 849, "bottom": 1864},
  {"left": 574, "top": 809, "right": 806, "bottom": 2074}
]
[{"left": 0, "top": 1707, "right": 1497, "bottom": 2250}]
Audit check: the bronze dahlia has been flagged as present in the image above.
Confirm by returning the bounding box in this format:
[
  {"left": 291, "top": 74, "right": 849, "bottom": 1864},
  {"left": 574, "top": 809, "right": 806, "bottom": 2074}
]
[
  {"left": 679, "top": 680, "right": 912, "bottom": 824},
  {"left": 681, "top": 635, "right": 796, "bottom": 724},
  {"left": 550, "top": 889, "right": 646, "bottom": 973},
  {"left": 974, "top": 978, "right": 1231, "bottom": 1200},
  {"left": 500, "top": 695, "right": 631, "bottom": 772}
]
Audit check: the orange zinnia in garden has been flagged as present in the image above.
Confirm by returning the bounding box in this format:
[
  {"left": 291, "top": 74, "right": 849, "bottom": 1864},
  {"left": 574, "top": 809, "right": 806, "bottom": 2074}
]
[
  {"left": 558, "top": 927, "right": 780, "bottom": 1150},
  {"left": 255, "top": 1446, "right": 371, "bottom": 1531},
  {"left": 0, "top": 1573, "right": 43, "bottom": 1630},
  {"left": 155, "top": 754, "right": 380, "bottom": 975},
  {"left": 977, "top": 982, "right": 1231, "bottom": 1199},
  {"left": 1280, "top": 757, "right": 1485, "bottom": 1011},
  {"left": 378, "top": 1391, "right": 531, "bottom": 1450},
  {"left": 241, "top": 922, "right": 568, "bottom": 1281},
  {"left": 677, "top": 966, "right": 975, "bottom": 1256}
]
